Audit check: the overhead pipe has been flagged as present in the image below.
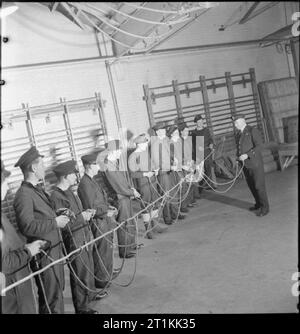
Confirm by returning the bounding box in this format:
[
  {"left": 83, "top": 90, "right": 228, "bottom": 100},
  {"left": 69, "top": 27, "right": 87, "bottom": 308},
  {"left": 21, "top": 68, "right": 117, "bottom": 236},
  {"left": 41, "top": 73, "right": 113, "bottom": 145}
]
[
  {"left": 3, "top": 38, "right": 277, "bottom": 71},
  {"left": 131, "top": 38, "right": 272, "bottom": 56},
  {"left": 105, "top": 60, "right": 122, "bottom": 130},
  {"left": 239, "top": 2, "right": 280, "bottom": 24}
]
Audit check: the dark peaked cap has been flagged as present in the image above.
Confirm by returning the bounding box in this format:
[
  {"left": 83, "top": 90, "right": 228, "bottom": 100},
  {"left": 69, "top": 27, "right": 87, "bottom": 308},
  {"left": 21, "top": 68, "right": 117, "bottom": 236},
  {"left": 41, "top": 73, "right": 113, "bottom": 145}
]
[
  {"left": 194, "top": 114, "right": 203, "bottom": 123},
  {"left": 14, "top": 146, "right": 44, "bottom": 168},
  {"left": 152, "top": 121, "right": 167, "bottom": 131},
  {"left": 178, "top": 122, "right": 188, "bottom": 131},
  {"left": 1, "top": 160, "right": 11, "bottom": 178},
  {"left": 175, "top": 116, "right": 185, "bottom": 127},
  {"left": 167, "top": 125, "right": 178, "bottom": 136},
  {"left": 231, "top": 114, "right": 246, "bottom": 121},
  {"left": 53, "top": 160, "right": 78, "bottom": 177},
  {"left": 81, "top": 153, "right": 98, "bottom": 165}
]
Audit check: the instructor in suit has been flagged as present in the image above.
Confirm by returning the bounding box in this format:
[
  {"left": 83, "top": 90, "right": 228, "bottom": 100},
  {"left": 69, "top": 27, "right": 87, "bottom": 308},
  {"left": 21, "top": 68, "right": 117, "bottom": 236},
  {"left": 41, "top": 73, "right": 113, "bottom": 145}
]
[{"left": 232, "top": 114, "right": 269, "bottom": 217}]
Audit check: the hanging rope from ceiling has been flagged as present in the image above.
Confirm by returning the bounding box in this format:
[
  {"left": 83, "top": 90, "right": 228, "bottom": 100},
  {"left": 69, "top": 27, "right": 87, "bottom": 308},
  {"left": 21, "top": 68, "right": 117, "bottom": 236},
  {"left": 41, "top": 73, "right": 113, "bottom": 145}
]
[
  {"left": 69, "top": 2, "right": 205, "bottom": 53},
  {"left": 123, "top": 2, "right": 210, "bottom": 15},
  {"left": 92, "top": 2, "right": 196, "bottom": 26},
  {"left": 72, "top": 2, "right": 173, "bottom": 41},
  {"left": 78, "top": 9, "right": 152, "bottom": 51}
]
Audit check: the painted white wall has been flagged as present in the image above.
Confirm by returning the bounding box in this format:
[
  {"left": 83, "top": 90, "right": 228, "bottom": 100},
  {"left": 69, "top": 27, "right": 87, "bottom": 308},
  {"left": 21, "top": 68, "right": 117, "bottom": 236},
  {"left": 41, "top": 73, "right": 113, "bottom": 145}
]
[
  {"left": 1, "top": 2, "right": 294, "bottom": 139},
  {"left": 109, "top": 44, "right": 291, "bottom": 135},
  {"left": 1, "top": 60, "right": 120, "bottom": 139},
  {"left": 1, "top": 2, "right": 99, "bottom": 67},
  {"left": 2, "top": 43, "right": 290, "bottom": 138}
]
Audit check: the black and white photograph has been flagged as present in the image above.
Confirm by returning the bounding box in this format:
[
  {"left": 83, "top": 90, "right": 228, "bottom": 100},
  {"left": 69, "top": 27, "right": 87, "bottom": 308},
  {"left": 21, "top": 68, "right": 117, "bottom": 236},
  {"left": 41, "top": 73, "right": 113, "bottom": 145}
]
[{"left": 0, "top": 1, "right": 299, "bottom": 318}]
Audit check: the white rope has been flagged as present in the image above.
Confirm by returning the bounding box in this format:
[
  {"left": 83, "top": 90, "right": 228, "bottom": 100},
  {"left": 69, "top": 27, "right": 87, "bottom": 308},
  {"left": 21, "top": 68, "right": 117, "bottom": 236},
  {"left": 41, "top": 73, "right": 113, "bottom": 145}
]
[
  {"left": 62, "top": 225, "right": 113, "bottom": 293},
  {"left": 1, "top": 154, "right": 244, "bottom": 295},
  {"left": 72, "top": 2, "right": 172, "bottom": 41},
  {"left": 77, "top": 8, "right": 150, "bottom": 52},
  {"left": 1, "top": 173, "right": 187, "bottom": 295},
  {"left": 110, "top": 216, "right": 139, "bottom": 287},
  {"left": 124, "top": 2, "right": 207, "bottom": 15},
  {"left": 97, "top": 2, "right": 195, "bottom": 26},
  {"left": 201, "top": 161, "right": 245, "bottom": 193}
]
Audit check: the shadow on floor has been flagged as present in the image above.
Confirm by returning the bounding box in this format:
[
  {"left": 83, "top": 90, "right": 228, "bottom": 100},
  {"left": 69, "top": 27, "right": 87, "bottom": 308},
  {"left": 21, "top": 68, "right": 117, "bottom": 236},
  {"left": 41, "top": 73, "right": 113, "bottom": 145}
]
[{"left": 201, "top": 190, "right": 252, "bottom": 210}]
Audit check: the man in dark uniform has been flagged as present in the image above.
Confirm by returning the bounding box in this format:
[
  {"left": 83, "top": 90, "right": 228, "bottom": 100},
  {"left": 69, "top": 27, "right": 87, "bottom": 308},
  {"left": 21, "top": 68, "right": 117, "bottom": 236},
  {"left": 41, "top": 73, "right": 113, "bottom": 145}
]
[
  {"left": 102, "top": 140, "right": 140, "bottom": 258},
  {"left": 50, "top": 160, "right": 102, "bottom": 314},
  {"left": 167, "top": 125, "right": 188, "bottom": 214},
  {"left": 178, "top": 122, "right": 196, "bottom": 208},
  {"left": 128, "top": 134, "right": 168, "bottom": 239},
  {"left": 150, "top": 122, "right": 185, "bottom": 225},
  {"left": 77, "top": 153, "right": 118, "bottom": 285},
  {"left": 13, "top": 146, "right": 70, "bottom": 314},
  {"left": 190, "top": 114, "right": 215, "bottom": 191},
  {"left": 1, "top": 160, "right": 46, "bottom": 314},
  {"left": 232, "top": 115, "right": 269, "bottom": 217}
]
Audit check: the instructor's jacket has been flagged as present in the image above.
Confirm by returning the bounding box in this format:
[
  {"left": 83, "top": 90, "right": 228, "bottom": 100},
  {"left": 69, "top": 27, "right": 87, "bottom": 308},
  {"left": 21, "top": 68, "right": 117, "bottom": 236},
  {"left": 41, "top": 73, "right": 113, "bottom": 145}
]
[{"left": 236, "top": 125, "right": 264, "bottom": 168}]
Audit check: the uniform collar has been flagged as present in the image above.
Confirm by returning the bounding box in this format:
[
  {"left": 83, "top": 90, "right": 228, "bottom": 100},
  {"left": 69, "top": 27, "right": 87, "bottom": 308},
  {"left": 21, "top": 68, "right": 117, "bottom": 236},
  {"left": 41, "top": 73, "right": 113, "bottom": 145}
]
[
  {"left": 52, "top": 185, "right": 69, "bottom": 195},
  {"left": 22, "top": 180, "right": 43, "bottom": 190},
  {"left": 21, "top": 181, "right": 53, "bottom": 208},
  {"left": 84, "top": 172, "right": 92, "bottom": 180},
  {"left": 240, "top": 125, "right": 251, "bottom": 134}
]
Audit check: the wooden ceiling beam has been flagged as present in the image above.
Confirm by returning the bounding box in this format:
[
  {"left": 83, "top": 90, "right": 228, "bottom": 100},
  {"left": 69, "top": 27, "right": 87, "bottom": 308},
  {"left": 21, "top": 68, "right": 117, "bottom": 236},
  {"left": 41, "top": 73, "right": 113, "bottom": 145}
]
[
  {"left": 239, "top": 2, "right": 260, "bottom": 24},
  {"left": 239, "top": 2, "right": 280, "bottom": 25},
  {"left": 144, "top": 9, "right": 210, "bottom": 55},
  {"left": 109, "top": 2, "right": 147, "bottom": 38},
  {"left": 50, "top": 2, "right": 59, "bottom": 12},
  {"left": 60, "top": 2, "right": 86, "bottom": 30}
]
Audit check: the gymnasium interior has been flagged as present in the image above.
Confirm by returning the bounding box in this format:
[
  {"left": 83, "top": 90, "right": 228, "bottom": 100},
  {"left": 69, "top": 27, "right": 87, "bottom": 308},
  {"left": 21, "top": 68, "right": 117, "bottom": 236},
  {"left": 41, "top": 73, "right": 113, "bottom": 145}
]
[{"left": 1, "top": 2, "right": 299, "bottom": 314}]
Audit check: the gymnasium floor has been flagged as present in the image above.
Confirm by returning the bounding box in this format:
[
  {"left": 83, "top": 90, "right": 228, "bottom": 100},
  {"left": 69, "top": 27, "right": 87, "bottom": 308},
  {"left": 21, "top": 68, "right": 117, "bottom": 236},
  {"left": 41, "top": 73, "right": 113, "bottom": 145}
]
[{"left": 64, "top": 165, "right": 298, "bottom": 314}]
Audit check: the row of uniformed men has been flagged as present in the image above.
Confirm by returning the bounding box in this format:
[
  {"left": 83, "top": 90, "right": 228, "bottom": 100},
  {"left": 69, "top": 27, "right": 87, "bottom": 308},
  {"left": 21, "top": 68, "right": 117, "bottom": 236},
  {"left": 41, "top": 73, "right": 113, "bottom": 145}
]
[
  {"left": 1, "top": 116, "right": 211, "bottom": 314},
  {"left": 1, "top": 147, "right": 124, "bottom": 314}
]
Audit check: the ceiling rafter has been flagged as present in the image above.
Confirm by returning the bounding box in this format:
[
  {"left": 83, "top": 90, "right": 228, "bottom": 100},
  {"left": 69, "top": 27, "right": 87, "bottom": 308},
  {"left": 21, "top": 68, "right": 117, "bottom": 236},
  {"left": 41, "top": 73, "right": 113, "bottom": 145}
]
[
  {"left": 110, "top": 2, "right": 148, "bottom": 39},
  {"left": 39, "top": 2, "right": 217, "bottom": 59},
  {"left": 60, "top": 2, "right": 86, "bottom": 30},
  {"left": 96, "top": 1, "right": 124, "bottom": 43},
  {"left": 112, "top": 10, "right": 176, "bottom": 61},
  {"left": 259, "top": 23, "right": 297, "bottom": 47},
  {"left": 239, "top": 2, "right": 260, "bottom": 24},
  {"left": 50, "top": 2, "right": 59, "bottom": 12},
  {"left": 144, "top": 9, "right": 210, "bottom": 55},
  {"left": 239, "top": 2, "right": 280, "bottom": 25}
]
